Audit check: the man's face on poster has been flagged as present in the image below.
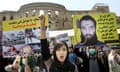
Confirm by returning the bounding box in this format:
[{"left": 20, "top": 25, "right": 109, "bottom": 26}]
[{"left": 80, "top": 20, "right": 96, "bottom": 40}]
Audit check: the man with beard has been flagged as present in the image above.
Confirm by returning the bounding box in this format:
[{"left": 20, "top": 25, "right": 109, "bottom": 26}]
[
  {"left": 75, "top": 15, "right": 105, "bottom": 48},
  {"left": 74, "top": 15, "right": 105, "bottom": 72}
]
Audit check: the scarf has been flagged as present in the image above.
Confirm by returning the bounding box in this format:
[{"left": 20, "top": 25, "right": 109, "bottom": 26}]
[{"left": 50, "top": 61, "right": 75, "bottom": 72}]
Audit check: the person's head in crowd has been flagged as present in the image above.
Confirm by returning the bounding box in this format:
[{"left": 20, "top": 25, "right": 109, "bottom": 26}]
[
  {"left": 102, "top": 45, "right": 111, "bottom": 56},
  {"left": 96, "top": 46, "right": 102, "bottom": 52},
  {"left": 110, "top": 48, "right": 117, "bottom": 56},
  {"left": 53, "top": 41, "right": 69, "bottom": 63},
  {"left": 88, "top": 46, "right": 97, "bottom": 56},
  {"left": 50, "top": 41, "right": 76, "bottom": 72},
  {"left": 68, "top": 44, "right": 74, "bottom": 53},
  {"left": 77, "top": 15, "right": 98, "bottom": 45}
]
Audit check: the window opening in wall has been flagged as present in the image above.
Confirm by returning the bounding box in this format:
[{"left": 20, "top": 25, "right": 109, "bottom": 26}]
[
  {"left": 25, "top": 11, "right": 29, "bottom": 17},
  {"left": 56, "top": 21, "right": 59, "bottom": 23},
  {"left": 48, "top": 10, "right": 51, "bottom": 14},
  {"left": 62, "top": 19, "right": 64, "bottom": 27},
  {"left": 48, "top": 14, "right": 51, "bottom": 18},
  {"left": 55, "top": 11, "right": 59, "bottom": 17},
  {"left": 2, "top": 16, "right": 6, "bottom": 21},
  {"left": 40, "top": 10, "right": 44, "bottom": 16},
  {"left": 10, "top": 16, "right": 14, "bottom": 20},
  {"left": 56, "top": 20, "right": 60, "bottom": 27},
  {"left": 32, "top": 9, "right": 36, "bottom": 16},
  {"left": 48, "top": 10, "right": 51, "bottom": 18},
  {"left": 49, "top": 21, "right": 52, "bottom": 24},
  {"left": 55, "top": 11, "right": 59, "bottom": 16}
]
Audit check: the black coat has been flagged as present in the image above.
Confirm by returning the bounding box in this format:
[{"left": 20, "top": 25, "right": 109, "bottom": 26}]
[{"left": 41, "top": 39, "right": 75, "bottom": 72}]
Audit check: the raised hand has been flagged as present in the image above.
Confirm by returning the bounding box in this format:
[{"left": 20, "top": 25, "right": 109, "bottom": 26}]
[
  {"left": 39, "top": 15, "right": 46, "bottom": 39},
  {"left": 39, "top": 15, "right": 45, "bottom": 30}
]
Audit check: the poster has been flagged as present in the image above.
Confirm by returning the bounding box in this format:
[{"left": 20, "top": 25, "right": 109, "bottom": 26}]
[
  {"left": 73, "top": 13, "right": 119, "bottom": 47},
  {"left": 2, "top": 15, "right": 49, "bottom": 57}
]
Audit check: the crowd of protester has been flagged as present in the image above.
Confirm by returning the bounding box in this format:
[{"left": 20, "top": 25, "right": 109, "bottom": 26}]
[
  {"left": 1, "top": 44, "right": 120, "bottom": 72},
  {"left": 0, "top": 15, "right": 120, "bottom": 72}
]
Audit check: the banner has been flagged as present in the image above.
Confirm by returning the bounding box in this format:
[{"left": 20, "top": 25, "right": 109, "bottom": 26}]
[
  {"left": 2, "top": 15, "right": 48, "bottom": 57},
  {"left": 73, "top": 13, "right": 119, "bottom": 46}
]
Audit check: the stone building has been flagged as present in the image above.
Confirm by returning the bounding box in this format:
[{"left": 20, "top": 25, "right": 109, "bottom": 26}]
[{"left": 0, "top": 2, "right": 120, "bottom": 31}]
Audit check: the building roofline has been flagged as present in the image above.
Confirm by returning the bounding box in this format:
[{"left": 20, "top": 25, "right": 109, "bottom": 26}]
[{"left": 19, "top": 2, "right": 66, "bottom": 10}]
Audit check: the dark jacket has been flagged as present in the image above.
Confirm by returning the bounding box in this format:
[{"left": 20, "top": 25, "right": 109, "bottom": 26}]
[
  {"left": 74, "top": 47, "right": 107, "bottom": 72},
  {"left": 74, "top": 48, "right": 89, "bottom": 72},
  {"left": 0, "top": 53, "right": 9, "bottom": 72},
  {"left": 41, "top": 39, "right": 77, "bottom": 72}
]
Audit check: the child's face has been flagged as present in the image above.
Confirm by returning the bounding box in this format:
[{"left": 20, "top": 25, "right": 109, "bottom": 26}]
[{"left": 56, "top": 45, "right": 67, "bottom": 63}]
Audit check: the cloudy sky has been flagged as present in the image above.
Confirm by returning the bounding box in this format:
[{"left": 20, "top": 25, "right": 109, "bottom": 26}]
[{"left": 0, "top": 0, "right": 119, "bottom": 16}]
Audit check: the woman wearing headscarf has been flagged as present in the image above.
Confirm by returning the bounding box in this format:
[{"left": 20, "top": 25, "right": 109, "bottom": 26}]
[{"left": 39, "top": 15, "right": 78, "bottom": 72}]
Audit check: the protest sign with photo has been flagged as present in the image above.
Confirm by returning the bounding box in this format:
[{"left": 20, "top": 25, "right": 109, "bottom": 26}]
[{"left": 2, "top": 15, "right": 49, "bottom": 57}]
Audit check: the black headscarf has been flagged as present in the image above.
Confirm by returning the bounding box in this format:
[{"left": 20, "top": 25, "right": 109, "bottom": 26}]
[{"left": 50, "top": 41, "right": 75, "bottom": 72}]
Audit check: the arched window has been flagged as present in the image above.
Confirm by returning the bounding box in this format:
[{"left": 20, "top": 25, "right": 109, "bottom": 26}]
[
  {"left": 55, "top": 11, "right": 59, "bottom": 17},
  {"left": 48, "top": 10, "right": 51, "bottom": 17},
  {"left": 48, "top": 10, "right": 51, "bottom": 14},
  {"left": 3, "top": 16, "right": 6, "bottom": 21},
  {"left": 25, "top": 11, "right": 29, "bottom": 17},
  {"left": 32, "top": 9, "right": 36, "bottom": 16},
  {"left": 55, "top": 10, "right": 59, "bottom": 16},
  {"left": 39, "top": 10, "right": 44, "bottom": 15},
  {"left": 10, "top": 16, "right": 14, "bottom": 20}
]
